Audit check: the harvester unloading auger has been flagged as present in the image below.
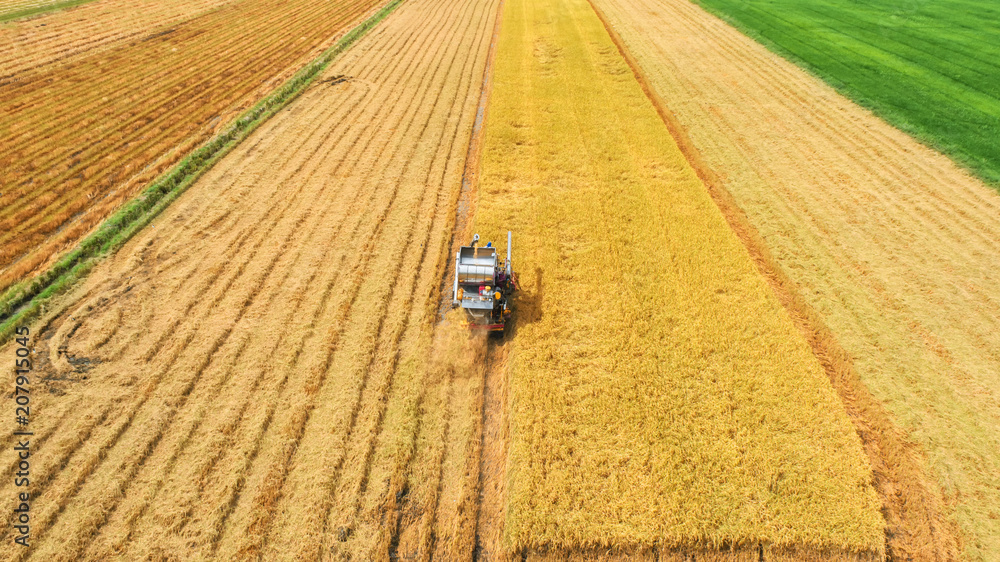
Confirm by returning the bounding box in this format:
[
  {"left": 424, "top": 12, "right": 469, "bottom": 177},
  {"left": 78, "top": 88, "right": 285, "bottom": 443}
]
[{"left": 452, "top": 232, "right": 519, "bottom": 332}]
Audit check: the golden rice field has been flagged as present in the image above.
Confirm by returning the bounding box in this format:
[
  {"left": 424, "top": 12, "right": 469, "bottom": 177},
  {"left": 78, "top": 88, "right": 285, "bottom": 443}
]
[
  {"left": 470, "top": 0, "right": 884, "bottom": 557},
  {"left": 4, "top": 0, "right": 999, "bottom": 558},
  {"left": 592, "top": 0, "right": 1000, "bottom": 559}
]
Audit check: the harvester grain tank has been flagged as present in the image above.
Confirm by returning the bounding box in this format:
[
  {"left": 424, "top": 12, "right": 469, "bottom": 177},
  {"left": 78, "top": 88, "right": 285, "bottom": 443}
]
[{"left": 452, "top": 232, "right": 518, "bottom": 331}]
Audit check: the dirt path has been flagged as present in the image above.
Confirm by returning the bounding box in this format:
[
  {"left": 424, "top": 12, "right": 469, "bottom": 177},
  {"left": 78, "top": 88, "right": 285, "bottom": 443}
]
[
  {"left": 592, "top": 0, "right": 1000, "bottom": 559},
  {"left": 0, "top": 0, "right": 502, "bottom": 557}
]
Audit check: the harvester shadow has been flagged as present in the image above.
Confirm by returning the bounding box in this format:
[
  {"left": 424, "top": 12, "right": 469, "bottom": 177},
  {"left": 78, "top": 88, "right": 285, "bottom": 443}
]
[{"left": 504, "top": 266, "right": 543, "bottom": 339}]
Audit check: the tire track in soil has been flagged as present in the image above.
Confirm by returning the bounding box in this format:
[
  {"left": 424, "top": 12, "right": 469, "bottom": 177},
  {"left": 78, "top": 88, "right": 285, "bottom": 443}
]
[
  {"left": 410, "top": 1, "right": 507, "bottom": 559},
  {"left": 472, "top": 342, "right": 510, "bottom": 562},
  {"left": 453, "top": 2, "right": 510, "bottom": 559}
]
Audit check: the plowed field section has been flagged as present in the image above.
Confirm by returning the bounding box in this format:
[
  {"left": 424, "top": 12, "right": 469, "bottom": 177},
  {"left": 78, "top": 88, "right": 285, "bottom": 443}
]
[
  {"left": 472, "top": 0, "right": 883, "bottom": 558},
  {"left": 594, "top": 0, "right": 1000, "bottom": 559},
  {"left": 0, "top": 0, "right": 234, "bottom": 76},
  {"left": 0, "top": 0, "right": 383, "bottom": 295},
  {"left": 0, "top": 0, "right": 501, "bottom": 557}
]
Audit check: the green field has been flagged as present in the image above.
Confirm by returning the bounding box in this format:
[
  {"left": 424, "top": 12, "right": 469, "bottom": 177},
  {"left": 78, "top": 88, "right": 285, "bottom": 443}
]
[{"left": 693, "top": 0, "right": 1000, "bottom": 186}]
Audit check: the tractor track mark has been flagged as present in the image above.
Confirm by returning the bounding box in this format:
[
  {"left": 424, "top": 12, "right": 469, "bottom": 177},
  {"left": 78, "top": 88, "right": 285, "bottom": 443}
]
[{"left": 472, "top": 340, "right": 509, "bottom": 562}]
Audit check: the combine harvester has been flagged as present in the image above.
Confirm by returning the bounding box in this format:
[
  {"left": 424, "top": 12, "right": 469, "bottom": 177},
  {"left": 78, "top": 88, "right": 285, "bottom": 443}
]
[{"left": 452, "top": 232, "right": 519, "bottom": 332}]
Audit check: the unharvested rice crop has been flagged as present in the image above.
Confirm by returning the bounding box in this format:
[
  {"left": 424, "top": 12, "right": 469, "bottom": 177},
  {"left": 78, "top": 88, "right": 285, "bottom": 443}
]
[
  {"left": 593, "top": 0, "right": 1000, "bottom": 559},
  {"left": 0, "top": 0, "right": 383, "bottom": 294},
  {"left": 470, "top": 0, "right": 884, "bottom": 557},
  {"left": 0, "top": 0, "right": 505, "bottom": 557}
]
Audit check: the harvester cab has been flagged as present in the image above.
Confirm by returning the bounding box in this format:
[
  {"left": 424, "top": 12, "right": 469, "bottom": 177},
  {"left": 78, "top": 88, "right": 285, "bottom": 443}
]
[{"left": 452, "top": 232, "right": 518, "bottom": 332}]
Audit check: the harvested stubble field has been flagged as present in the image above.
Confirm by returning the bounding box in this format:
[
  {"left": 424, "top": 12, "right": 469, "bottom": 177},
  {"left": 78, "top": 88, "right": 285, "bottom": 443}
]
[
  {"left": 593, "top": 0, "right": 1000, "bottom": 559},
  {"left": 0, "top": 0, "right": 233, "bottom": 76},
  {"left": 0, "top": 0, "right": 384, "bottom": 295},
  {"left": 471, "top": 0, "right": 883, "bottom": 558},
  {"left": 0, "top": 0, "right": 505, "bottom": 557}
]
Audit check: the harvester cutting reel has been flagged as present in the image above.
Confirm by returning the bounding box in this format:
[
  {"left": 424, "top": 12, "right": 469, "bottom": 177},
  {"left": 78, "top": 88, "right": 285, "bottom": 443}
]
[{"left": 452, "top": 232, "right": 519, "bottom": 332}]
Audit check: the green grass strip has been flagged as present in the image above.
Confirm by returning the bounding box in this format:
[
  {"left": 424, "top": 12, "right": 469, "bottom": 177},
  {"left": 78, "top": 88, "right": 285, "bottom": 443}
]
[
  {"left": 0, "top": 0, "right": 404, "bottom": 344},
  {"left": 1, "top": 0, "right": 97, "bottom": 22}
]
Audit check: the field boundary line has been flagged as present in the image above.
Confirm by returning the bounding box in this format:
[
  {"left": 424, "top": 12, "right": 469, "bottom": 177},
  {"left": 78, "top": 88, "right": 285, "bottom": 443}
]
[
  {"left": 586, "top": 0, "right": 960, "bottom": 559},
  {"left": 0, "top": 0, "right": 406, "bottom": 345}
]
